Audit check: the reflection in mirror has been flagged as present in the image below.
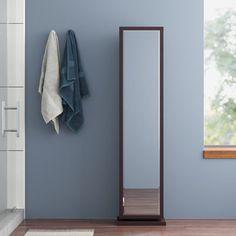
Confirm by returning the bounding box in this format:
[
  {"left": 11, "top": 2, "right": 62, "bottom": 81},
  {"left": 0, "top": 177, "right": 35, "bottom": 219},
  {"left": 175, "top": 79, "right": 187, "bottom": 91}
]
[{"left": 123, "top": 30, "right": 160, "bottom": 216}]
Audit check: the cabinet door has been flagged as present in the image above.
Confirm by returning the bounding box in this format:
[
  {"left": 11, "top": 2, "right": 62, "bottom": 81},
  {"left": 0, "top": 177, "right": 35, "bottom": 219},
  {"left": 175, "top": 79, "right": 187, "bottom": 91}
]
[
  {"left": 7, "top": 151, "right": 25, "bottom": 209},
  {"left": 0, "top": 88, "right": 25, "bottom": 151},
  {"left": 0, "top": 24, "right": 25, "bottom": 87},
  {"left": 0, "top": 151, "right": 7, "bottom": 212},
  {"left": 0, "top": 0, "right": 25, "bottom": 23}
]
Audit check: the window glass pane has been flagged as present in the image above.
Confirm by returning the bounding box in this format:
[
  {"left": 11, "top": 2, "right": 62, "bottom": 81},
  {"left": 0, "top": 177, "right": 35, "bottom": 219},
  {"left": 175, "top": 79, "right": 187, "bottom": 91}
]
[{"left": 205, "top": 0, "right": 236, "bottom": 145}]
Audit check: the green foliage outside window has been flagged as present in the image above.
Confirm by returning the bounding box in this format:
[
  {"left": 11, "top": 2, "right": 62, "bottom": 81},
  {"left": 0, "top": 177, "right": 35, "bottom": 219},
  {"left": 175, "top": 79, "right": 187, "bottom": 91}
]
[{"left": 205, "top": 10, "right": 236, "bottom": 145}]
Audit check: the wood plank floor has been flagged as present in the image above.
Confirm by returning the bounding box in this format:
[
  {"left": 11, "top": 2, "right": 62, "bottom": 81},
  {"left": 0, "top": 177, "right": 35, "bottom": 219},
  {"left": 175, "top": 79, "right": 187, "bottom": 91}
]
[
  {"left": 12, "top": 219, "right": 236, "bottom": 236},
  {"left": 124, "top": 188, "right": 160, "bottom": 215}
]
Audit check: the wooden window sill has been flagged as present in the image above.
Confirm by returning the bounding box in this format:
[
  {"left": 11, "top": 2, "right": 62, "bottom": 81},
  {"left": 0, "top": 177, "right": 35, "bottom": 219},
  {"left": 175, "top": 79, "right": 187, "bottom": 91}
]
[{"left": 203, "top": 146, "right": 236, "bottom": 159}]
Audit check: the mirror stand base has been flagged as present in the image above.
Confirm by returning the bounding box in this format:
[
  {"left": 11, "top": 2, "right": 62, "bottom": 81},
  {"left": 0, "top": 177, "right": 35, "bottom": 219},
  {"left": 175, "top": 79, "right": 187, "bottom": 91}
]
[{"left": 117, "top": 217, "right": 166, "bottom": 226}]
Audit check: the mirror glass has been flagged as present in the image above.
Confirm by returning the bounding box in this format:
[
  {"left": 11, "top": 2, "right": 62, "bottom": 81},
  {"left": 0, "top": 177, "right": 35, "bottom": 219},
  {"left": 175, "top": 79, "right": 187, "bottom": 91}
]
[{"left": 123, "top": 30, "right": 161, "bottom": 216}]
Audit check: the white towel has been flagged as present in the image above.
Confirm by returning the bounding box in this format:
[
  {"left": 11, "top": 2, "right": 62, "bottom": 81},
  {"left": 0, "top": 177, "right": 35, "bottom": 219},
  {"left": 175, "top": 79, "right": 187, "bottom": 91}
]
[{"left": 39, "top": 30, "right": 63, "bottom": 134}]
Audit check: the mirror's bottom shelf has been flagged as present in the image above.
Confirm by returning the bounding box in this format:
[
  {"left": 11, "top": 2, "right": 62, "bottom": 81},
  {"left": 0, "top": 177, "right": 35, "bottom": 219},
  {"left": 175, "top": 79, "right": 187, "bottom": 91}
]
[{"left": 117, "top": 217, "right": 166, "bottom": 226}]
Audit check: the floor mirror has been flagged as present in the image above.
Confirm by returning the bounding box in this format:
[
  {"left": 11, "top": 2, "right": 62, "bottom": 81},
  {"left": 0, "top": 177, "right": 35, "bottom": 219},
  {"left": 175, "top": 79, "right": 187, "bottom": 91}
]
[{"left": 118, "top": 27, "right": 165, "bottom": 225}]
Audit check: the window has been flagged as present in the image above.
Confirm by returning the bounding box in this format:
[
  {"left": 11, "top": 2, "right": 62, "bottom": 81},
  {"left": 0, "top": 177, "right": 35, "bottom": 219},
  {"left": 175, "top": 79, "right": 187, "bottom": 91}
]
[{"left": 204, "top": 0, "right": 236, "bottom": 158}]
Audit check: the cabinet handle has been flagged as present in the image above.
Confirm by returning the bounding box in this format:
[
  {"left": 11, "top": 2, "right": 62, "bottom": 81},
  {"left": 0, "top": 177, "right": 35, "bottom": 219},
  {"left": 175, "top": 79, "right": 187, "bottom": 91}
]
[
  {"left": 1, "top": 101, "right": 5, "bottom": 137},
  {"left": 16, "top": 102, "right": 20, "bottom": 137},
  {"left": 1, "top": 101, "right": 20, "bottom": 138}
]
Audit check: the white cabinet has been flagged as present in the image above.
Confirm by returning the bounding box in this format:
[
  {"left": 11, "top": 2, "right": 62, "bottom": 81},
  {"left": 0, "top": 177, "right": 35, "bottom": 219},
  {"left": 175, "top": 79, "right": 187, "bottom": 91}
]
[
  {"left": 0, "top": 0, "right": 25, "bottom": 216},
  {"left": 0, "top": 151, "right": 24, "bottom": 216},
  {"left": 0, "top": 24, "right": 25, "bottom": 87},
  {"left": 0, "top": 151, "right": 7, "bottom": 211},
  {"left": 0, "top": 0, "right": 25, "bottom": 23},
  {"left": 0, "top": 88, "right": 25, "bottom": 151},
  {"left": 7, "top": 151, "right": 25, "bottom": 209}
]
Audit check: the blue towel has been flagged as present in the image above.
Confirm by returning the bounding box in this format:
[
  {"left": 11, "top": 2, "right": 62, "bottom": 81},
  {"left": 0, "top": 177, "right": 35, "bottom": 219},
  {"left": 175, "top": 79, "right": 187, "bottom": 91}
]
[{"left": 60, "top": 30, "right": 89, "bottom": 132}]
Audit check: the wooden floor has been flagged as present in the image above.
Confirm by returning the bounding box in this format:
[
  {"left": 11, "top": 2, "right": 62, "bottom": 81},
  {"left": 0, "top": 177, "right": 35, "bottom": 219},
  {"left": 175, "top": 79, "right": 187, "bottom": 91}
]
[
  {"left": 12, "top": 219, "right": 236, "bottom": 236},
  {"left": 123, "top": 188, "right": 160, "bottom": 215}
]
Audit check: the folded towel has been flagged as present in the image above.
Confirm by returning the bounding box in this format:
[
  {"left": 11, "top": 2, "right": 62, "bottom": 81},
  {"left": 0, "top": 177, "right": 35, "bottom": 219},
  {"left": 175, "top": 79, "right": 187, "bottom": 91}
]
[
  {"left": 60, "top": 30, "right": 89, "bottom": 132},
  {"left": 39, "top": 30, "right": 63, "bottom": 134}
]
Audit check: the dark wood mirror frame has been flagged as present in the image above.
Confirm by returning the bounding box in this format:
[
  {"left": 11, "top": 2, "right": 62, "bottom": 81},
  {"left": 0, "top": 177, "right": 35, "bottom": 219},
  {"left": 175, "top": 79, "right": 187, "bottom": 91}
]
[{"left": 117, "top": 26, "right": 165, "bottom": 225}]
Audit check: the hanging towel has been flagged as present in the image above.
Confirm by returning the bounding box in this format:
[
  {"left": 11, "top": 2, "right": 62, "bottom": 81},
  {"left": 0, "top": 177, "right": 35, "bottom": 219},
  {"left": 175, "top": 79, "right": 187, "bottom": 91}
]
[
  {"left": 60, "top": 30, "right": 89, "bottom": 132},
  {"left": 38, "top": 30, "right": 63, "bottom": 134}
]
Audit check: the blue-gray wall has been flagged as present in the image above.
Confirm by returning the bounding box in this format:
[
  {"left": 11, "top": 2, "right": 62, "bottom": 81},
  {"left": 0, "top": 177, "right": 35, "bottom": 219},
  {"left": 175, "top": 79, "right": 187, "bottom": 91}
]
[{"left": 26, "top": 0, "right": 236, "bottom": 219}]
